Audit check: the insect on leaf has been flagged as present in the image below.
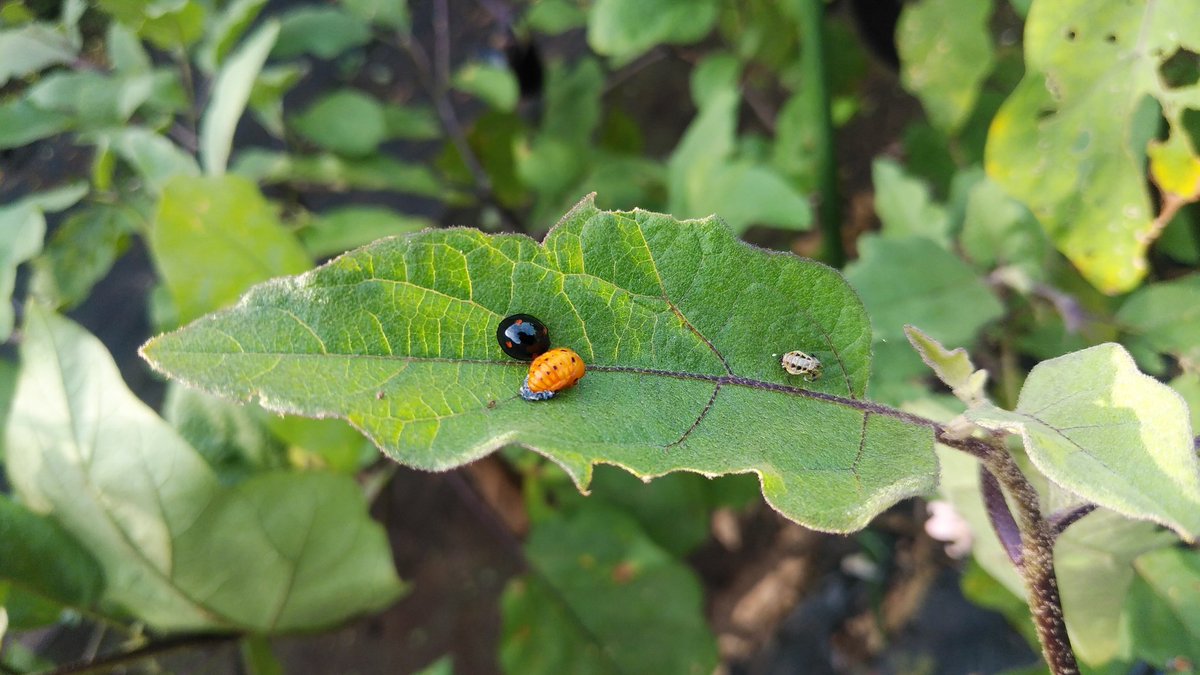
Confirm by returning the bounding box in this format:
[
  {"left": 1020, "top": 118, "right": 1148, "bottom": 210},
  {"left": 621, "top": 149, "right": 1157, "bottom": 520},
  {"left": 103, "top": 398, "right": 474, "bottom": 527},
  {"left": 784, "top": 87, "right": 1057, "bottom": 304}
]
[{"left": 142, "top": 196, "right": 937, "bottom": 533}]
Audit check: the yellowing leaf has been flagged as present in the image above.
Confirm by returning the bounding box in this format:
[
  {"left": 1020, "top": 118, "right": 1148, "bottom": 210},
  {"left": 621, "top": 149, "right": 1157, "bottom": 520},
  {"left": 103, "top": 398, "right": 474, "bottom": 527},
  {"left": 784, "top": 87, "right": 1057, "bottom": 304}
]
[{"left": 985, "top": 0, "right": 1200, "bottom": 293}]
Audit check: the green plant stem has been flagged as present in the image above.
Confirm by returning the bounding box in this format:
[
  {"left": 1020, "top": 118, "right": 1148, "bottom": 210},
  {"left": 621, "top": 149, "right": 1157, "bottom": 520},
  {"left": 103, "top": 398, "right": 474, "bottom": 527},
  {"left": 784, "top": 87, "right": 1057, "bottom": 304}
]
[
  {"left": 796, "top": 0, "right": 844, "bottom": 267},
  {"left": 942, "top": 432, "right": 1079, "bottom": 675}
]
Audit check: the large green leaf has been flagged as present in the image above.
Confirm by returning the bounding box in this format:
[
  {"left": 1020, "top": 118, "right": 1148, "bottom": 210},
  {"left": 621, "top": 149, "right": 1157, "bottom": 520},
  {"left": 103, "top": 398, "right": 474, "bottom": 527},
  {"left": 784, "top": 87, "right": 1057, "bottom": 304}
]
[
  {"left": 985, "top": 0, "right": 1200, "bottom": 293},
  {"left": 871, "top": 158, "right": 951, "bottom": 245},
  {"left": 1116, "top": 273, "right": 1200, "bottom": 363},
  {"left": 149, "top": 175, "right": 311, "bottom": 324},
  {"left": 4, "top": 307, "right": 405, "bottom": 633},
  {"left": 897, "top": 0, "right": 995, "bottom": 134},
  {"left": 966, "top": 344, "right": 1200, "bottom": 540},
  {"left": 1126, "top": 547, "right": 1200, "bottom": 665},
  {"left": 0, "top": 23, "right": 76, "bottom": 86},
  {"left": 499, "top": 505, "right": 717, "bottom": 674},
  {"left": 845, "top": 234, "right": 1003, "bottom": 345},
  {"left": 141, "top": 197, "right": 936, "bottom": 532},
  {"left": 0, "top": 494, "right": 104, "bottom": 612}
]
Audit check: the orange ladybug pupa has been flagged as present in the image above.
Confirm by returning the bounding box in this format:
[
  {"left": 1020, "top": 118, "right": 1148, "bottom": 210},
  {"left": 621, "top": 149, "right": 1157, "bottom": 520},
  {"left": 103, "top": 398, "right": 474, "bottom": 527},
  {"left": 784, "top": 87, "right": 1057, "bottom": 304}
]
[{"left": 519, "top": 348, "right": 585, "bottom": 401}]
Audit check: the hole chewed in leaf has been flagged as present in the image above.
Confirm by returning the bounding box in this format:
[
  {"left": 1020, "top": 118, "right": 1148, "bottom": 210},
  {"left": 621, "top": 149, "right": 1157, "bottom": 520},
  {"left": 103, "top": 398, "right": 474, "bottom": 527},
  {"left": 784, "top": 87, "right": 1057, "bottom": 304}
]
[
  {"left": 1159, "top": 48, "right": 1200, "bottom": 90},
  {"left": 1180, "top": 109, "right": 1200, "bottom": 152}
]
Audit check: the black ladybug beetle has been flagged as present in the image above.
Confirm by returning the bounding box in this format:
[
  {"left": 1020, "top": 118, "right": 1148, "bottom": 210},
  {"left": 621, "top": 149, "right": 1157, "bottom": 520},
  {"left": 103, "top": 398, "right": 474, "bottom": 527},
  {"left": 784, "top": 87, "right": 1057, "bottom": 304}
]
[{"left": 497, "top": 314, "right": 550, "bottom": 361}]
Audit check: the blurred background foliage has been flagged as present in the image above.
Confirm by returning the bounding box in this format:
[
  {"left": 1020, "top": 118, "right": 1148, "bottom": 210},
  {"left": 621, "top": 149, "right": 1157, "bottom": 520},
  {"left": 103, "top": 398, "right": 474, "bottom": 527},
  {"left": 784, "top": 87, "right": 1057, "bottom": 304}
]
[{"left": 1, "top": 0, "right": 1199, "bottom": 672}]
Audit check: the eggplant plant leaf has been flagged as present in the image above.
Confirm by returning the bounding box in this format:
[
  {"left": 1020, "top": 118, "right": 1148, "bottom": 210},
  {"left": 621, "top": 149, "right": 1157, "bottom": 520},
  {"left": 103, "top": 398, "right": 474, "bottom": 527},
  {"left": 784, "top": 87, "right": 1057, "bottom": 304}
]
[
  {"left": 6, "top": 306, "right": 404, "bottom": 633},
  {"left": 966, "top": 343, "right": 1200, "bottom": 541},
  {"left": 985, "top": 0, "right": 1200, "bottom": 293},
  {"left": 141, "top": 197, "right": 936, "bottom": 533}
]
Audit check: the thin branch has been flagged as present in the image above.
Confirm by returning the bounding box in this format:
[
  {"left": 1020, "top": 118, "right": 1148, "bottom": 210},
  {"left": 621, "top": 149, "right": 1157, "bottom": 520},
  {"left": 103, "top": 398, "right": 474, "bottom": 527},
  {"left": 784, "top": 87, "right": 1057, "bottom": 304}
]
[
  {"left": 980, "top": 465, "right": 1023, "bottom": 566},
  {"left": 41, "top": 633, "right": 240, "bottom": 675},
  {"left": 394, "top": 25, "right": 525, "bottom": 233},
  {"left": 1047, "top": 503, "right": 1098, "bottom": 540}
]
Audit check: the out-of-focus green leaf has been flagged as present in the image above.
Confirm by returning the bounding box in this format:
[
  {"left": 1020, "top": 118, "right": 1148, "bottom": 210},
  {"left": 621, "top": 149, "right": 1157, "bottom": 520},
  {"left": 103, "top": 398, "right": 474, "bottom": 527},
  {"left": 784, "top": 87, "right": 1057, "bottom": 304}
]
[
  {"left": 588, "top": 0, "right": 718, "bottom": 64},
  {"left": 967, "top": 344, "right": 1200, "bottom": 541},
  {"left": 0, "top": 97, "right": 73, "bottom": 150},
  {"left": 341, "top": 0, "right": 409, "bottom": 30},
  {"left": 149, "top": 175, "right": 310, "bottom": 324},
  {"left": 985, "top": 0, "right": 1200, "bottom": 293},
  {"left": 453, "top": 62, "right": 519, "bottom": 112},
  {"left": 0, "top": 183, "right": 85, "bottom": 338},
  {"left": 106, "top": 21, "right": 149, "bottom": 73},
  {"left": 1169, "top": 372, "right": 1200, "bottom": 432},
  {"left": 772, "top": 89, "right": 820, "bottom": 192},
  {"left": 517, "top": 58, "right": 605, "bottom": 224},
  {"left": 141, "top": 197, "right": 936, "bottom": 532},
  {"left": 897, "top": 0, "right": 995, "bottom": 133},
  {"left": 260, "top": 413, "right": 374, "bottom": 473},
  {"left": 5, "top": 308, "right": 406, "bottom": 632},
  {"left": 1116, "top": 274, "right": 1200, "bottom": 363},
  {"left": 274, "top": 6, "right": 370, "bottom": 59},
  {"left": 0, "top": 360, "right": 14, "bottom": 461},
  {"left": 581, "top": 468, "right": 713, "bottom": 557},
  {"left": 163, "top": 384, "right": 285, "bottom": 483},
  {"left": 381, "top": 102, "right": 440, "bottom": 140},
  {"left": 500, "top": 505, "right": 717, "bottom": 674},
  {"left": 201, "top": 20, "right": 279, "bottom": 175},
  {"left": 1055, "top": 510, "right": 1178, "bottom": 665},
  {"left": 27, "top": 70, "right": 157, "bottom": 127},
  {"left": 249, "top": 63, "right": 308, "bottom": 138},
  {"left": 523, "top": 0, "right": 586, "bottom": 34},
  {"left": 137, "top": 0, "right": 206, "bottom": 49},
  {"left": 29, "top": 203, "right": 136, "bottom": 310},
  {"left": 233, "top": 150, "right": 443, "bottom": 196},
  {"left": 89, "top": 127, "right": 200, "bottom": 193},
  {"left": 197, "top": 0, "right": 267, "bottom": 72},
  {"left": 298, "top": 206, "right": 433, "bottom": 258},
  {"left": 845, "top": 235, "right": 1003, "bottom": 344},
  {"left": 960, "top": 175, "right": 1048, "bottom": 279},
  {"left": 0, "top": 494, "right": 104, "bottom": 612},
  {"left": 291, "top": 89, "right": 387, "bottom": 157},
  {"left": 1156, "top": 208, "right": 1200, "bottom": 264},
  {"left": 872, "top": 158, "right": 950, "bottom": 245},
  {"left": 668, "top": 55, "right": 811, "bottom": 233},
  {"left": 0, "top": 205, "right": 45, "bottom": 341},
  {"left": 240, "top": 635, "right": 284, "bottom": 675},
  {"left": 0, "top": 23, "right": 75, "bottom": 86},
  {"left": 1126, "top": 547, "right": 1200, "bottom": 666}
]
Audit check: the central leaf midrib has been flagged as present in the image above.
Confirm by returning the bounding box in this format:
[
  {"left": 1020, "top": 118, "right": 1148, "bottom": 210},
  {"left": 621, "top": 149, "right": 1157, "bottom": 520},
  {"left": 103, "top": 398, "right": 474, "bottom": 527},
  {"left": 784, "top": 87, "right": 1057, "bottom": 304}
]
[{"left": 149, "top": 348, "right": 928, "bottom": 427}]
